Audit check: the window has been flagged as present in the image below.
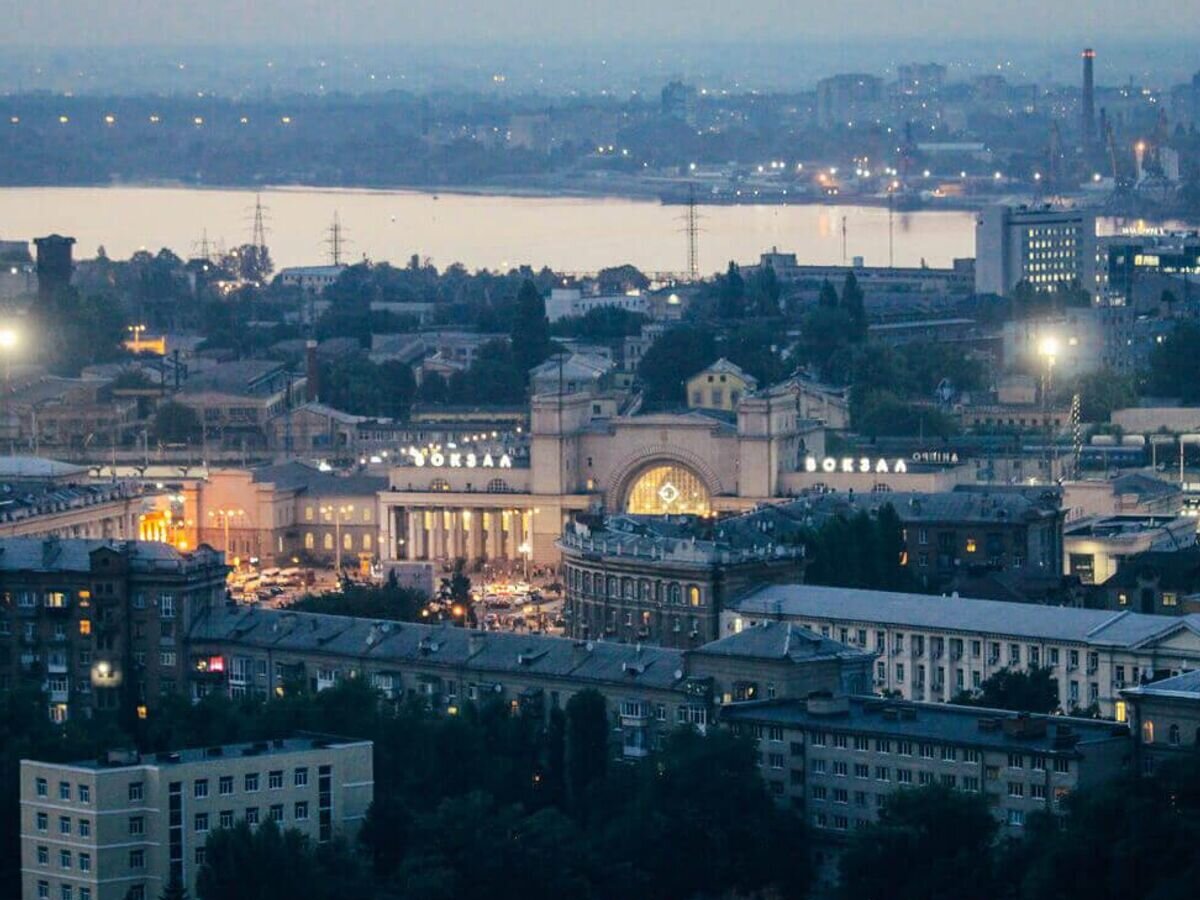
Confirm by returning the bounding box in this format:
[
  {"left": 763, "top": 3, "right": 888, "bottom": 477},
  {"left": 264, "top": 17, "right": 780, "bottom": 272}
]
[
  {"left": 220, "top": 809, "right": 234, "bottom": 829},
  {"left": 1006, "top": 809, "right": 1025, "bottom": 827},
  {"left": 128, "top": 815, "right": 144, "bottom": 836},
  {"left": 129, "top": 849, "right": 145, "bottom": 870},
  {"left": 195, "top": 812, "right": 209, "bottom": 832},
  {"left": 245, "top": 807, "right": 259, "bottom": 825},
  {"left": 874, "top": 766, "right": 890, "bottom": 782},
  {"left": 268, "top": 771, "right": 283, "bottom": 790},
  {"left": 38, "top": 846, "right": 49, "bottom": 865},
  {"left": 245, "top": 773, "right": 259, "bottom": 792},
  {"left": 855, "top": 763, "right": 870, "bottom": 778},
  {"left": 294, "top": 767, "right": 308, "bottom": 787},
  {"left": 128, "top": 781, "right": 144, "bottom": 802},
  {"left": 159, "top": 594, "right": 175, "bottom": 619},
  {"left": 59, "top": 849, "right": 72, "bottom": 869},
  {"left": 1008, "top": 782, "right": 1025, "bottom": 798},
  {"left": 194, "top": 779, "right": 209, "bottom": 799},
  {"left": 832, "top": 761, "right": 848, "bottom": 776},
  {"left": 219, "top": 776, "right": 233, "bottom": 796},
  {"left": 77, "top": 785, "right": 89, "bottom": 804},
  {"left": 269, "top": 803, "right": 284, "bottom": 821},
  {"left": 897, "top": 768, "right": 913, "bottom": 784},
  {"left": 37, "top": 881, "right": 49, "bottom": 900},
  {"left": 294, "top": 801, "right": 309, "bottom": 821},
  {"left": 59, "top": 781, "right": 71, "bottom": 801},
  {"left": 59, "top": 887, "right": 71, "bottom": 900},
  {"left": 36, "top": 777, "right": 47, "bottom": 798},
  {"left": 78, "top": 819, "right": 90, "bottom": 838},
  {"left": 59, "top": 816, "right": 71, "bottom": 836},
  {"left": 1053, "top": 758, "right": 1070, "bottom": 774},
  {"left": 1008, "top": 753, "right": 1024, "bottom": 769},
  {"left": 195, "top": 847, "right": 207, "bottom": 865},
  {"left": 36, "top": 812, "right": 48, "bottom": 832}
]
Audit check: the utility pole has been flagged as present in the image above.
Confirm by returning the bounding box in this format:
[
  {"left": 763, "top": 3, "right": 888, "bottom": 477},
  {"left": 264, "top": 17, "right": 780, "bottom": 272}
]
[
  {"left": 251, "top": 194, "right": 268, "bottom": 253},
  {"left": 887, "top": 192, "right": 895, "bottom": 269},
  {"left": 841, "top": 216, "right": 848, "bottom": 263}
]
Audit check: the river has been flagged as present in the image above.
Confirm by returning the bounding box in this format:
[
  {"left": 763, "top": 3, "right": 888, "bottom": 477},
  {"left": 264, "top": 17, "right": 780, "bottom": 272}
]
[{"left": 0, "top": 185, "right": 981, "bottom": 274}]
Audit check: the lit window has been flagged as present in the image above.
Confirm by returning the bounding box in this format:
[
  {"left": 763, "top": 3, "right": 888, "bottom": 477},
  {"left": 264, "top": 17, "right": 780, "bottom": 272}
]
[
  {"left": 966, "top": 538, "right": 977, "bottom": 553},
  {"left": 79, "top": 620, "right": 91, "bottom": 636}
]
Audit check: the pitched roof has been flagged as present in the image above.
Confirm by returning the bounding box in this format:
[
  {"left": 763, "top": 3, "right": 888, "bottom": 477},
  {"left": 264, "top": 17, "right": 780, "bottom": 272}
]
[
  {"left": 732, "top": 583, "right": 1200, "bottom": 648},
  {"left": 1122, "top": 669, "right": 1200, "bottom": 700},
  {"left": 690, "top": 620, "right": 868, "bottom": 664}
]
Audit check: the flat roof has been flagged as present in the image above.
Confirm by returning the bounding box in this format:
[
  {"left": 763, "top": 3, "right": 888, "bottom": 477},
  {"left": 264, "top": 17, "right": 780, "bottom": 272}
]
[
  {"left": 27, "top": 735, "right": 370, "bottom": 772},
  {"left": 722, "top": 696, "right": 1128, "bottom": 752}
]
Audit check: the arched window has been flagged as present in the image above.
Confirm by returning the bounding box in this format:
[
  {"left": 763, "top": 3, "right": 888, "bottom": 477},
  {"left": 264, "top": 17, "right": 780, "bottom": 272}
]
[
  {"left": 323, "top": 533, "right": 334, "bottom": 551},
  {"left": 362, "top": 533, "right": 372, "bottom": 550},
  {"left": 640, "top": 580, "right": 651, "bottom": 601},
  {"left": 343, "top": 533, "right": 353, "bottom": 551},
  {"left": 669, "top": 583, "right": 682, "bottom": 605},
  {"left": 582, "top": 572, "right": 592, "bottom": 595},
  {"left": 1169, "top": 724, "right": 1181, "bottom": 746},
  {"left": 486, "top": 478, "right": 511, "bottom": 493},
  {"left": 622, "top": 578, "right": 634, "bottom": 600},
  {"left": 624, "top": 463, "right": 711, "bottom": 516},
  {"left": 607, "top": 576, "right": 618, "bottom": 599},
  {"left": 1142, "top": 720, "right": 1155, "bottom": 744},
  {"left": 304, "top": 533, "right": 314, "bottom": 550},
  {"left": 688, "top": 586, "right": 701, "bottom": 607}
]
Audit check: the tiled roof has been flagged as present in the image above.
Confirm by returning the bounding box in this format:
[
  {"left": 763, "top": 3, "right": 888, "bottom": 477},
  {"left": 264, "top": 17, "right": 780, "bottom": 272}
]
[{"left": 690, "top": 621, "right": 869, "bottom": 663}]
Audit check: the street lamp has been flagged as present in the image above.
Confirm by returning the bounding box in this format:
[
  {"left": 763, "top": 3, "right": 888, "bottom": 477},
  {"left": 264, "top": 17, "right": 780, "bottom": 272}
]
[
  {"left": 206, "top": 508, "right": 245, "bottom": 564},
  {"left": 320, "top": 503, "right": 354, "bottom": 572},
  {"left": 127, "top": 323, "right": 147, "bottom": 353}
]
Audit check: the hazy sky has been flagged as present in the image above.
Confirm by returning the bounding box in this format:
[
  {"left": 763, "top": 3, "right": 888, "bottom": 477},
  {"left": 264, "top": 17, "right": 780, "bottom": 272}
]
[{"left": 9, "top": 0, "right": 1199, "bottom": 46}]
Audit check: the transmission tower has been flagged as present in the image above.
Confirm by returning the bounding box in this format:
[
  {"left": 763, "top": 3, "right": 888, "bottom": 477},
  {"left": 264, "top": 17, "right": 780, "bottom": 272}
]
[
  {"left": 193, "top": 228, "right": 213, "bottom": 262},
  {"left": 682, "top": 183, "right": 701, "bottom": 280},
  {"left": 249, "top": 194, "right": 269, "bottom": 253},
  {"left": 325, "top": 212, "right": 350, "bottom": 266}
]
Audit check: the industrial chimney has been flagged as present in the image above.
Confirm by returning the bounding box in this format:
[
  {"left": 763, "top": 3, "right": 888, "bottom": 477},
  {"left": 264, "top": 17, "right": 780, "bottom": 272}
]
[{"left": 1081, "top": 49, "right": 1096, "bottom": 154}]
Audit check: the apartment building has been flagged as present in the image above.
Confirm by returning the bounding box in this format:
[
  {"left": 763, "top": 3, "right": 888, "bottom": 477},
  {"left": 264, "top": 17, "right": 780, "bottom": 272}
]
[
  {"left": 185, "top": 604, "right": 873, "bottom": 760},
  {"left": 0, "top": 538, "right": 228, "bottom": 723},
  {"left": 723, "top": 695, "right": 1129, "bottom": 887},
  {"left": 1122, "top": 669, "right": 1200, "bottom": 773},
  {"left": 19, "top": 736, "right": 373, "bottom": 900},
  {"left": 725, "top": 584, "right": 1200, "bottom": 718}
]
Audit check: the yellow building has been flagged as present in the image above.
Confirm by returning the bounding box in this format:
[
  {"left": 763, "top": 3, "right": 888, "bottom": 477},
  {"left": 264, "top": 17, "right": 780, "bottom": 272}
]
[{"left": 686, "top": 359, "right": 756, "bottom": 412}]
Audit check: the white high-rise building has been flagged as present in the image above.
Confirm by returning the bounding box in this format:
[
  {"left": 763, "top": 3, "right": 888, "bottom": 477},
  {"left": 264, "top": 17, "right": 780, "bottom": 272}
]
[{"left": 975, "top": 205, "right": 1098, "bottom": 297}]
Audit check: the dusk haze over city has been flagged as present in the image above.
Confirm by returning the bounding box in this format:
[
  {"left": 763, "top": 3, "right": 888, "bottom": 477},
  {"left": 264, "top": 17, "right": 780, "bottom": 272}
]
[{"left": 2, "top": 2, "right": 1200, "bottom": 899}]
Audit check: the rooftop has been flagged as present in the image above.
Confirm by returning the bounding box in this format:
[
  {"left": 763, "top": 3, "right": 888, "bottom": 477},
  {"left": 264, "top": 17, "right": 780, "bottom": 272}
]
[
  {"left": 0, "top": 537, "right": 222, "bottom": 574},
  {"left": 779, "top": 488, "right": 1061, "bottom": 526},
  {"left": 731, "top": 583, "right": 1200, "bottom": 647},
  {"left": 188, "top": 605, "right": 689, "bottom": 692},
  {"left": 0, "top": 457, "right": 88, "bottom": 481},
  {"left": 1122, "top": 669, "right": 1200, "bottom": 700},
  {"left": 250, "top": 461, "right": 386, "bottom": 497},
  {"left": 722, "top": 695, "right": 1128, "bottom": 752},
  {"left": 41, "top": 735, "right": 369, "bottom": 772},
  {"left": 690, "top": 620, "right": 869, "bottom": 664}
]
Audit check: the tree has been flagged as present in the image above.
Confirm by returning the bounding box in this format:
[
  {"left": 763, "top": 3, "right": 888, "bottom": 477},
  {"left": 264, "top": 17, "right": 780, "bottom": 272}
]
[
  {"left": 637, "top": 325, "right": 717, "bottom": 405},
  {"left": 289, "top": 573, "right": 426, "bottom": 623},
  {"left": 841, "top": 271, "right": 867, "bottom": 339},
  {"left": 511, "top": 279, "right": 552, "bottom": 374},
  {"left": 818, "top": 278, "right": 839, "bottom": 309},
  {"left": 153, "top": 401, "right": 201, "bottom": 444},
  {"left": 438, "top": 560, "right": 474, "bottom": 626},
  {"left": 564, "top": 689, "right": 609, "bottom": 812},
  {"left": 1149, "top": 321, "right": 1200, "bottom": 401},
  {"left": 952, "top": 665, "right": 1061, "bottom": 714},
  {"left": 1068, "top": 369, "right": 1138, "bottom": 423},
  {"left": 838, "top": 785, "right": 998, "bottom": 900},
  {"left": 716, "top": 262, "right": 747, "bottom": 318}
]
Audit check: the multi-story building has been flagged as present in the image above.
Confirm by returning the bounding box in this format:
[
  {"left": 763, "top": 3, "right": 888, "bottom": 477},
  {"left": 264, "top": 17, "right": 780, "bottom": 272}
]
[
  {"left": 174, "top": 361, "right": 304, "bottom": 450},
  {"left": 724, "top": 584, "right": 1200, "bottom": 718},
  {"left": 1063, "top": 514, "right": 1196, "bottom": 585},
  {"left": 19, "top": 736, "right": 373, "bottom": 900},
  {"left": 781, "top": 489, "right": 1067, "bottom": 598},
  {"left": 181, "top": 462, "right": 386, "bottom": 570},
  {"left": 722, "top": 695, "right": 1129, "bottom": 887},
  {"left": 0, "top": 473, "right": 147, "bottom": 542},
  {"left": 185, "top": 604, "right": 873, "bottom": 760},
  {"left": 815, "top": 74, "right": 884, "bottom": 129},
  {"left": 559, "top": 511, "right": 807, "bottom": 647},
  {"left": 0, "top": 538, "right": 227, "bottom": 722},
  {"left": 686, "top": 359, "right": 756, "bottom": 413},
  {"left": 1121, "top": 669, "right": 1200, "bottom": 772},
  {"left": 975, "top": 205, "right": 1097, "bottom": 297},
  {"left": 1095, "top": 546, "right": 1200, "bottom": 615}
]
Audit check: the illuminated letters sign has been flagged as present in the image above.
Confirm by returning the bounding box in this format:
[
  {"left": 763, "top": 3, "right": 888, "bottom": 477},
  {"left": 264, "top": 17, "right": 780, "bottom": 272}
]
[
  {"left": 409, "top": 448, "right": 512, "bottom": 469},
  {"left": 803, "top": 456, "right": 908, "bottom": 475}
]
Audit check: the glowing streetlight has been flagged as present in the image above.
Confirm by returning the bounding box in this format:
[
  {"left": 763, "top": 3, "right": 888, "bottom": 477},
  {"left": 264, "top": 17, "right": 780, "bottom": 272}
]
[{"left": 0, "top": 328, "right": 17, "bottom": 350}]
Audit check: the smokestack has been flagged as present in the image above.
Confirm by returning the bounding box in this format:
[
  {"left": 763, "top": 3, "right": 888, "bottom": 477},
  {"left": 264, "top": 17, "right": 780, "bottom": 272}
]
[
  {"left": 33, "top": 234, "right": 75, "bottom": 303},
  {"left": 305, "top": 340, "right": 319, "bottom": 402},
  {"left": 1081, "top": 48, "right": 1096, "bottom": 154}
]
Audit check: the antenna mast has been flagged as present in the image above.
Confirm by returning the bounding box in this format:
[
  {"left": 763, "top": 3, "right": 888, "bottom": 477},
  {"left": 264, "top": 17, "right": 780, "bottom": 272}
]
[
  {"left": 325, "top": 212, "right": 349, "bottom": 266},
  {"left": 684, "top": 184, "right": 700, "bottom": 280},
  {"left": 250, "top": 193, "right": 269, "bottom": 254}
]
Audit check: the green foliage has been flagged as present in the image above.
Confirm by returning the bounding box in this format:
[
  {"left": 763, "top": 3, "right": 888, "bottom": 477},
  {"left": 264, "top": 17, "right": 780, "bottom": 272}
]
[
  {"left": 637, "top": 325, "right": 718, "bottom": 405},
  {"left": 841, "top": 271, "right": 867, "bottom": 339},
  {"left": 319, "top": 355, "right": 416, "bottom": 419},
  {"left": 951, "top": 665, "right": 1061, "bottom": 714},
  {"left": 289, "top": 574, "right": 427, "bottom": 623},
  {"left": 37, "top": 286, "right": 128, "bottom": 375},
  {"left": 511, "top": 279, "right": 552, "bottom": 374},
  {"left": 800, "top": 505, "right": 917, "bottom": 592},
  {"left": 722, "top": 321, "right": 790, "bottom": 386},
  {"left": 838, "top": 784, "right": 999, "bottom": 900},
  {"left": 564, "top": 689, "right": 609, "bottom": 812},
  {"left": 197, "top": 818, "right": 369, "bottom": 900},
  {"left": 158, "top": 875, "right": 191, "bottom": 900},
  {"left": 153, "top": 400, "right": 202, "bottom": 444},
  {"left": 1061, "top": 369, "right": 1138, "bottom": 423},
  {"left": 446, "top": 339, "right": 528, "bottom": 406}
]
